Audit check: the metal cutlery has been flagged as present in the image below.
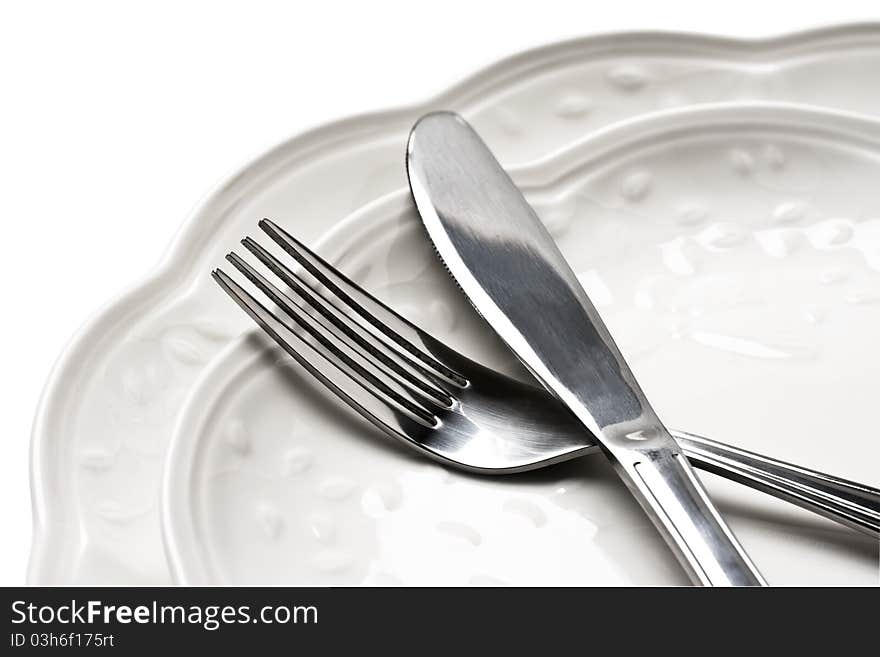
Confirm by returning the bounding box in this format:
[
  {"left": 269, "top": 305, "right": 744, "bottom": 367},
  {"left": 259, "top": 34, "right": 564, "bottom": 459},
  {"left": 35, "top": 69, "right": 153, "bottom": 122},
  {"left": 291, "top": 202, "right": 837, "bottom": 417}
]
[
  {"left": 408, "top": 111, "right": 767, "bottom": 585},
  {"left": 212, "top": 219, "right": 880, "bottom": 547}
]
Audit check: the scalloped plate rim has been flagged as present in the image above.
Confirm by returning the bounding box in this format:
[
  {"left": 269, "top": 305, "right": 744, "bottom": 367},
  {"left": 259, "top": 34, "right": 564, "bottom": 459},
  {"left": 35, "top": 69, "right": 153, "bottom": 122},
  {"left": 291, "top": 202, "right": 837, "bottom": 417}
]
[{"left": 29, "top": 22, "right": 880, "bottom": 583}]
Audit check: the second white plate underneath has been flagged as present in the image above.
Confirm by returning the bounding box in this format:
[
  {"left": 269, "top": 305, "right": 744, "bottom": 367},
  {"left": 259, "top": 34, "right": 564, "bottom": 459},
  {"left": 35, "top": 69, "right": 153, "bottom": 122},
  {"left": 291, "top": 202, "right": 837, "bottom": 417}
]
[
  {"left": 163, "top": 105, "right": 880, "bottom": 585},
  {"left": 35, "top": 25, "right": 880, "bottom": 585}
]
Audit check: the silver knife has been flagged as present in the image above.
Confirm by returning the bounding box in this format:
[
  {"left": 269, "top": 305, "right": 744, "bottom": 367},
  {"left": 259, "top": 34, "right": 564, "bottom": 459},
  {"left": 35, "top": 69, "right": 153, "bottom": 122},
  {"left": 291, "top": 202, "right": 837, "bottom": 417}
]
[{"left": 407, "top": 111, "right": 765, "bottom": 586}]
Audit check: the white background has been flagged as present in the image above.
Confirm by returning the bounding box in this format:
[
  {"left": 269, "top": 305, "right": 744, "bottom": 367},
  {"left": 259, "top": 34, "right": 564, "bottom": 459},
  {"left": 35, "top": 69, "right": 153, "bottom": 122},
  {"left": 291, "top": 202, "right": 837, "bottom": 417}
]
[{"left": 1, "top": 1, "right": 877, "bottom": 585}]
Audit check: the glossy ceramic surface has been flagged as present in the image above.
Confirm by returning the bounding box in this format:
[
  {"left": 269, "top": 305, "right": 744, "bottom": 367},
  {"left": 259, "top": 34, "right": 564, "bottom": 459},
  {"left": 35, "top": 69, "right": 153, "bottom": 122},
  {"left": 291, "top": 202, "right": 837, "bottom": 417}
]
[
  {"left": 164, "top": 105, "right": 879, "bottom": 585},
  {"left": 30, "top": 24, "right": 880, "bottom": 584}
]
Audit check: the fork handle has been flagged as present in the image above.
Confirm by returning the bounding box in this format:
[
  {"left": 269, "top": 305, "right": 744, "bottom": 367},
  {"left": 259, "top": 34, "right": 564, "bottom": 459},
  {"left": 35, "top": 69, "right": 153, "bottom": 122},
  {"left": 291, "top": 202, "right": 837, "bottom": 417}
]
[{"left": 673, "top": 431, "right": 880, "bottom": 538}]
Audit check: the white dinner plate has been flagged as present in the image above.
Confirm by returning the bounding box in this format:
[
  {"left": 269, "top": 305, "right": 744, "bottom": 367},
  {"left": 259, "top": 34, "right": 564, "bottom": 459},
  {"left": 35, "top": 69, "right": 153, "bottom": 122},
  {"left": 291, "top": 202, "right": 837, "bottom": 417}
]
[
  {"left": 163, "top": 104, "right": 879, "bottom": 585},
  {"left": 30, "top": 25, "right": 880, "bottom": 584}
]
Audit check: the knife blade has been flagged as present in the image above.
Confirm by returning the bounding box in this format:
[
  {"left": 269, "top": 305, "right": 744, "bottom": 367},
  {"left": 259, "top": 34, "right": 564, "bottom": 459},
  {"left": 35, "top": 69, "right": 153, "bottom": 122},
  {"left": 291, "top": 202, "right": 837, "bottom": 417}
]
[{"left": 407, "top": 111, "right": 765, "bottom": 586}]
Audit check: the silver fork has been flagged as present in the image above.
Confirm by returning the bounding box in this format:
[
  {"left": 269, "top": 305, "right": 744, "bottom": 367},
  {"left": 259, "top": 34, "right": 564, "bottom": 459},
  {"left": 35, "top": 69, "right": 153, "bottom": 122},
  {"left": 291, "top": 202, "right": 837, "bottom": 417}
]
[{"left": 213, "top": 219, "right": 880, "bottom": 538}]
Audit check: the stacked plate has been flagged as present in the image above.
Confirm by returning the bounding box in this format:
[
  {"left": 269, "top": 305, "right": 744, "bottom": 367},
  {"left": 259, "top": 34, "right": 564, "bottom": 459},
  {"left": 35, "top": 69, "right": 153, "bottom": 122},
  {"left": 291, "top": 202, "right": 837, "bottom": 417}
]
[{"left": 31, "top": 25, "right": 880, "bottom": 585}]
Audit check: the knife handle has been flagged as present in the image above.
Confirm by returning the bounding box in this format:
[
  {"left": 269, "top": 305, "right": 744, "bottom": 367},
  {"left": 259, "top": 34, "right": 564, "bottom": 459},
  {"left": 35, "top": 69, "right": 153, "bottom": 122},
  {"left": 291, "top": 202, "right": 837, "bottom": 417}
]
[{"left": 612, "top": 436, "right": 766, "bottom": 586}]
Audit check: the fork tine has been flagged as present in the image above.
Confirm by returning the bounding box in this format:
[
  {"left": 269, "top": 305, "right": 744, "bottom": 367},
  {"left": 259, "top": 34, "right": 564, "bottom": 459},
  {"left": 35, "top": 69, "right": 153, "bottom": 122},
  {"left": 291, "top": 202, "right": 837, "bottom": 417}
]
[
  {"left": 238, "top": 237, "right": 454, "bottom": 408},
  {"left": 259, "top": 218, "right": 467, "bottom": 387},
  {"left": 213, "top": 270, "right": 435, "bottom": 448},
  {"left": 212, "top": 267, "right": 438, "bottom": 427}
]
